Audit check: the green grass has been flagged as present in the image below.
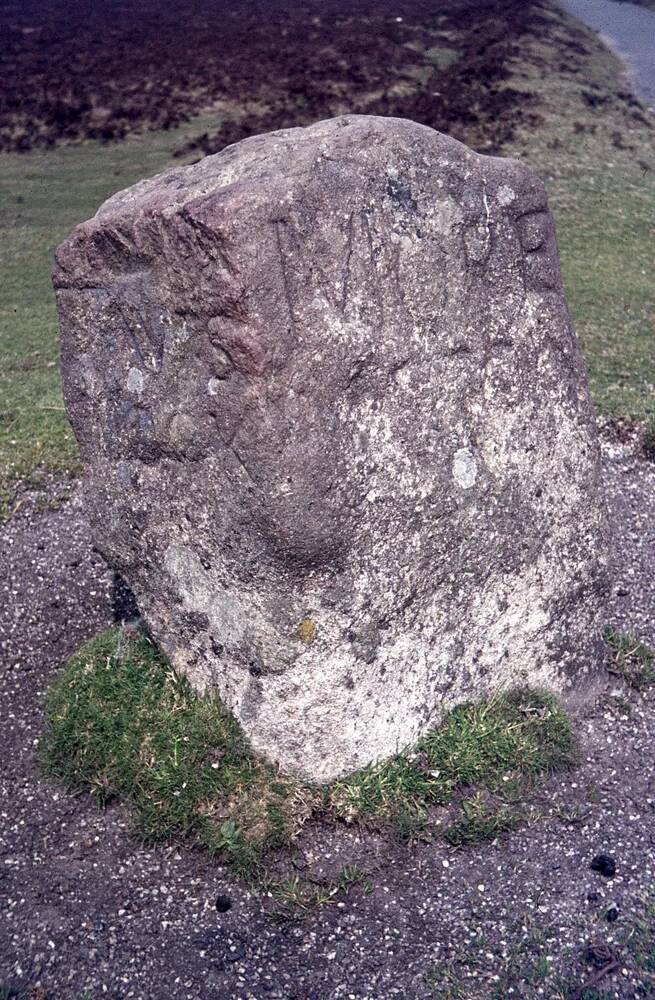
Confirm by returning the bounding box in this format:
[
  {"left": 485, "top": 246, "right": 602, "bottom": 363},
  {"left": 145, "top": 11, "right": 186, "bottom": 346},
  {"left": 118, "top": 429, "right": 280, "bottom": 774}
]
[
  {"left": 42, "top": 627, "right": 578, "bottom": 880},
  {"left": 267, "top": 865, "right": 370, "bottom": 913},
  {"left": 550, "top": 163, "right": 655, "bottom": 428},
  {"left": 604, "top": 626, "right": 655, "bottom": 690},
  {"left": 41, "top": 626, "right": 305, "bottom": 878},
  {"left": 0, "top": 112, "right": 222, "bottom": 519},
  {"left": 329, "top": 688, "right": 576, "bottom": 836},
  {"left": 507, "top": 2, "right": 655, "bottom": 431},
  {"left": 628, "top": 898, "right": 655, "bottom": 975},
  {"left": 442, "top": 793, "right": 525, "bottom": 847}
]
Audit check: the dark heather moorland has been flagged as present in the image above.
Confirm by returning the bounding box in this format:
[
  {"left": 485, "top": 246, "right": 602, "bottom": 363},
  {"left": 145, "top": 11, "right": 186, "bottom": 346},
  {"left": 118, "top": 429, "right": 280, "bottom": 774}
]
[
  {"left": 1, "top": 1, "right": 655, "bottom": 998},
  {"left": 1, "top": 0, "right": 544, "bottom": 153}
]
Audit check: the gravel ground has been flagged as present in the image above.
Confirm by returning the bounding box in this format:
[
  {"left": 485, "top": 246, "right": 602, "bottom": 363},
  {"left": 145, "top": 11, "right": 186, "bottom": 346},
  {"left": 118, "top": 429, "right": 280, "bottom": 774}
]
[{"left": 1, "top": 451, "right": 654, "bottom": 1000}]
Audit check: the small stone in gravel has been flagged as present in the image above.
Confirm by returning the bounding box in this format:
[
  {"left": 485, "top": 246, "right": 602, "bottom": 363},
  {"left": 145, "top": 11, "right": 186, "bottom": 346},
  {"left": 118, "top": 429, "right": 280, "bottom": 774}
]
[
  {"left": 585, "top": 942, "right": 619, "bottom": 970},
  {"left": 590, "top": 854, "right": 617, "bottom": 878},
  {"left": 226, "top": 941, "right": 246, "bottom": 962}
]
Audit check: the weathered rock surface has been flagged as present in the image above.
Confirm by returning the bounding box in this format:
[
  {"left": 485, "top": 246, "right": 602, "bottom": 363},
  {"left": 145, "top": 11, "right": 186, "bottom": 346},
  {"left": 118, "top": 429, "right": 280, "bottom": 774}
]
[{"left": 54, "top": 115, "right": 608, "bottom": 781}]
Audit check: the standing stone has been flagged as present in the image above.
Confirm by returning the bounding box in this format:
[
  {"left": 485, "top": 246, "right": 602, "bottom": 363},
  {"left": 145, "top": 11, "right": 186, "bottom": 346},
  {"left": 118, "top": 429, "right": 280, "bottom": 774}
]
[{"left": 54, "top": 115, "right": 608, "bottom": 782}]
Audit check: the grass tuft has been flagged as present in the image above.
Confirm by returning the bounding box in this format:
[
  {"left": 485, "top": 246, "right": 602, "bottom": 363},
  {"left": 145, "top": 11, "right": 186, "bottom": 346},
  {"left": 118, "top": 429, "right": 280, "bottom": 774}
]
[
  {"left": 265, "top": 865, "right": 370, "bottom": 916},
  {"left": 604, "top": 627, "right": 655, "bottom": 691},
  {"left": 42, "top": 627, "right": 579, "bottom": 877},
  {"left": 329, "top": 689, "right": 577, "bottom": 837},
  {"left": 627, "top": 899, "right": 655, "bottom": 976},
  {"left": 41, "top": 627, "right": 301, "bottom": 877},
  {"left": 443, "top": 793, "right": 525, "bottom": 848}
]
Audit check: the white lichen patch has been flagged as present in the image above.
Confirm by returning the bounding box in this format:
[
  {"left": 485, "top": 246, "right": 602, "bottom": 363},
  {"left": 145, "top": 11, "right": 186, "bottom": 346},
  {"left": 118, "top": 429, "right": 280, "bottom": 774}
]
[
  {"left": 429, "top": 196, "right": 464, "bottom": 236},
  {"left": 126, "top": 367, "right": 144, "bottom": 395},
  {"left": 453, "top": 447, "right": 478, "bottom": 489},
  {"left": 163, "top": 319, "right": 190, "bottom": 353},
  {"left": 497, "top": 184, "right": 516, "bottom": 206}
]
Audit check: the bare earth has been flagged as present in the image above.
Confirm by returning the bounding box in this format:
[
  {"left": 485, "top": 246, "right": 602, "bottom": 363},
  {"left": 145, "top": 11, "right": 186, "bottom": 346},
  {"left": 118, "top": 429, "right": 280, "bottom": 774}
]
[{"left": 1, "top": 447, "right": 654, "bottom": 999}]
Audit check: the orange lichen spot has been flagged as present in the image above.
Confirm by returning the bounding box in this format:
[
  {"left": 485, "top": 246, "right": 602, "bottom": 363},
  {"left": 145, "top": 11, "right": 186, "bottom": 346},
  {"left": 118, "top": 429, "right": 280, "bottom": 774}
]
[{"left": 294, "top": 617, "right": 317, "bottom": 645}]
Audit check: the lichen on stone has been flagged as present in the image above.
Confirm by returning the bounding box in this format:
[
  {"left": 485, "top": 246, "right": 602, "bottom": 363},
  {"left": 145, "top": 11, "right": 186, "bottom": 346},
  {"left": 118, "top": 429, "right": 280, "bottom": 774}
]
[{"left": 294, "top": 617, "right": 317, "bottom": 645}]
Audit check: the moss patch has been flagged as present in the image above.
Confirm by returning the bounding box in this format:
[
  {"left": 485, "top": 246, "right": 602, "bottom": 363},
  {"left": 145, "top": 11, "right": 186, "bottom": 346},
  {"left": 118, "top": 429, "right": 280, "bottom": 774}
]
[{"left": 42, "top": 627, "right": 579, "bottom": 881}]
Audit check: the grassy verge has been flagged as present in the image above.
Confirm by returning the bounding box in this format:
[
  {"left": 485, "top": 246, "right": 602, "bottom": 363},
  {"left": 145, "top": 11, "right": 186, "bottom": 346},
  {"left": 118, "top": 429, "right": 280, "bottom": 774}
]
[
  {"left": 0, "top": 112, "right": 220, "bottom": 520},
  {"left": 42, "top": 627, "right": 578, "bottom": 884},
  {"left": 507, "top": 2, "right": 655, "bottom": 432}
]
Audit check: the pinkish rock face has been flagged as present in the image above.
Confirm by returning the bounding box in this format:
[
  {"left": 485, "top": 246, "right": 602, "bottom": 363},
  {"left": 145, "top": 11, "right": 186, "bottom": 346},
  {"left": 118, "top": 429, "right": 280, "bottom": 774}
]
[{"left": 54, "top": 115, "right": 608, "bottom": 781}]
